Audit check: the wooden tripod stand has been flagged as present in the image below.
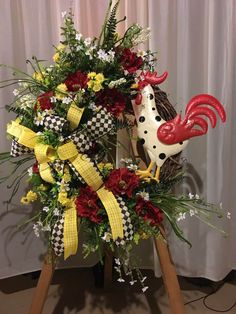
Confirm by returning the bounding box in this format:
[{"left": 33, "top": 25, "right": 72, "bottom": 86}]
[{"left": 29, "top": 235, "right": 186, "bottom": 314}]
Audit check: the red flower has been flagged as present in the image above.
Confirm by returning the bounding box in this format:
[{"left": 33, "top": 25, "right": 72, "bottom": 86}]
[
  {"left": 75, "top": 186, "right": 102, "bottom": 223},
  {"left": 37, "top": 91, "right": 54, "bottom": 110},
  {"left": 120, "top": 48, "right": 143, "bottom": 74},
  {"left": 135, "top": 197, "right": 163, "bottom": 226},
  {"left": 32, "top": 162, "right": 39, "bottom": 174},
  {"left": 105, "top": 168, "right": 139, "bottom": 198},
  {"left": 64, "top": 71, "right": 88, "bottom": 92},
  {"left": 96, "top": 88, "right": 126, "bottom": 117}
]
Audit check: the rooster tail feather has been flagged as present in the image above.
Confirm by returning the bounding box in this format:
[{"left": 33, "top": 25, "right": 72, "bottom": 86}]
[{"left": 185, "top": 94, "right": 226, "bottom": 123}]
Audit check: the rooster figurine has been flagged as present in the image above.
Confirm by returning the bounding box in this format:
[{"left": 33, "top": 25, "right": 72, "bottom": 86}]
[{"left": 132, "top": 71, "right": 226, "bottom": 181}]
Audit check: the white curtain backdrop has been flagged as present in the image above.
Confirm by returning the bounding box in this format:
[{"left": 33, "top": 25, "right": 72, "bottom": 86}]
[{"left": 0, "top": 0, "right": 235, "bottom": 281}]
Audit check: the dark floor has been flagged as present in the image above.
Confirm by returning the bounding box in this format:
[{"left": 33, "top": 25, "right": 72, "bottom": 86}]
[{"left": 0, "top": 268, "right": 235, "bottom": 313}]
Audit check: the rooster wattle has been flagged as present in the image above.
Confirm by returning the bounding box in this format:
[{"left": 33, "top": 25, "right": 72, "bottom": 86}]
[{"left": 132, "top": 82, "right": 226, "bottom": 181}]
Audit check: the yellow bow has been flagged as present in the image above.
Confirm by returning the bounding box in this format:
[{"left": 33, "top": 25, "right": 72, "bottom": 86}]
[{"left": 7, "top": 118, "right": 124, "bottom": 259}]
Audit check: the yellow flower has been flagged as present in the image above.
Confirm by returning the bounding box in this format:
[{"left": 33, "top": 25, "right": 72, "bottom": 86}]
[
  {"left": 58, "top": 191, "right": 69, "bottom": 206},
  {"left": 38, "top": 184, "right": 47, "bottom": 191},
  {"left": 87, "top": 72, "right": 97, "bottom": 79},
  {"left": 98, "top": 162, "right": 113, "bottom": 171},
  {"left": 131, "top": 83, "right": 138, "bottom": 89},
  {"left": 53, "top": 52, "right": 60, "bottom": 63},
  {"left": 139, "top": 231, "right": 150, "bottom": 240},
  {"left": 63, "top": 166, "right": 71, "bottom": 183},
  {"left": 95, "top": 73, "right": 105, "bottom": 83},
  {"left": 33, "top": 71, "right": 43, "bottom": 81},
  {"left": 21, "top": 190, "right": 38, "bottom": 204},
  {"left": 56, "top": 43, "right": 66, "bottom": 51},
  {"left": 55, "top": 83, "right": 67, "bottom": 99},
  {"left": 92, "top": 82, "right": 102, "bottom": 92},
  {"left": 87, "top": 80, "right": 94, "bottom": 89}
]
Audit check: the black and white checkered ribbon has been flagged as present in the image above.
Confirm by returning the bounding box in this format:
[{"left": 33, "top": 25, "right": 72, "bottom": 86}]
[
  {"left": 68, "top": 132, "right": 93, "bottom": 153},
  {"left": 43, "top": 115, "right": 69, "bottom": 134},
  {"left": 51, "top": 215, "right": 64, "bottom": 256},
  {"left": 115, "top": 196, "right": 134, "bottom": 246},
  {"left": 10, "top": 139, "right": 33, "bottom": 157},
  {"left": 86, "top": 108, "right": 114, "bottom": 140}
]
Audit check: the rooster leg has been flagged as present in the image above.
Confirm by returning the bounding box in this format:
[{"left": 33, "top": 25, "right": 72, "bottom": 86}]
[
  {"left": 154, "top": 166, "right": 160, "bottom": 182},
  {"left": 136, "top": 161, "right": 155, "bottom": 179}
]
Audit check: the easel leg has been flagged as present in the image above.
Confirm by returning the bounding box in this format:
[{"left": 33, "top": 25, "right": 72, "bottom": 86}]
[
  {"left": 104, "top": 249, "right": 113, "bottom": 288},
  {"left": 154, "top": 236, "right": 186, "bottom": 314},
  {"left": 29, "top": 250, "right": 56, "bottom": 314}
]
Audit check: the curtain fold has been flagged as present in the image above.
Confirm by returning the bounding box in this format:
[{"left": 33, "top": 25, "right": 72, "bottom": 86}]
[{"left": 0, "top": 0, "right": 235, "bottom": 280}]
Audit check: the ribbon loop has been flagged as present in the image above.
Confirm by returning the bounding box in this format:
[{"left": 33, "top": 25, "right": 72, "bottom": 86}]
[{"left": 57, "top": 141, "right": 78, "bottom": 160}]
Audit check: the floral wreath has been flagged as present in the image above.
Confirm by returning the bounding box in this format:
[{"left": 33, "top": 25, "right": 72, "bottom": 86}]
[{"left": 0, "top": 2, "right": 227, "bottom": 291}]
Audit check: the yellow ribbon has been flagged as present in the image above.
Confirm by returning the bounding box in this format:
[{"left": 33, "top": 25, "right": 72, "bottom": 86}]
[
  {"left": 7, "top": 119, "right": 124, "bottom": 257},
  {"left": 67, "top": 102, "right": 84, "bottom": 130},
  {"left": 39, "top": 163, "right": 55, "bottom": 183},
  {"left": 63, "top": 198, "right": 79, "bottom": 260}
]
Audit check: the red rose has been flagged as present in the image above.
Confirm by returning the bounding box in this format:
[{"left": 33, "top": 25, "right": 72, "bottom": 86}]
[
  {"left": 135, "top": 197, "right": 163, "bottom": 226},
  {"left": 64, "top": 71, "right": 88, "bottom": 92},
  {"left": 96, "top": 88, "right": 126, "bottom": 117},
  {"left": 120, "top": 48, "right": 143, "bottom": 74},
  {"left": 32, "top": 162, "right": 39, "bottom": 174},
  {"left": 75, "top": 186, "right": 102, "bottom": 223},
  {"left": 105, "top": 168, "right": 139, "bottom": 198}
]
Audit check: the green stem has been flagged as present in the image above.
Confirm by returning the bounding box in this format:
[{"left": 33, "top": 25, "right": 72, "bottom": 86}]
[{"left": 97, "top": 0, "right": 113, "bottom": 47}]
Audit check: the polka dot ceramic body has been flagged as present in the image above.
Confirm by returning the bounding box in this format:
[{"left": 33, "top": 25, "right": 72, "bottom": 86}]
[{"left": 132, "top": 85, "right": 188, "bottom": 167}]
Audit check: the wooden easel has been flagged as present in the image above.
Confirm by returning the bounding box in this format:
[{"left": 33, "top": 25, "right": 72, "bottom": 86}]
[{"left": 29, "top": 235, "right": 185, "bottom": 314}]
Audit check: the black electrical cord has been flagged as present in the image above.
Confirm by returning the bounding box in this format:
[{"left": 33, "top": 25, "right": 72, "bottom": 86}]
[{"left": 184, "top": 281, "right": 236, "bottom": 312}]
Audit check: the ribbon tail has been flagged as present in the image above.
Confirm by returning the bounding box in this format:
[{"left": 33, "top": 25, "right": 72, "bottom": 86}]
[
  {"left": 97, "top": 187, "right": 123, "bottom": 240},
  {"left": 64, "top": 207, "right": 79, "bottom": 259}
]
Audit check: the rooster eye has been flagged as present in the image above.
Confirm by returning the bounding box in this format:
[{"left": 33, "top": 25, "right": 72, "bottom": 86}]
[{"left": 149, "top": 94, "right": 154, "bottom": 100}]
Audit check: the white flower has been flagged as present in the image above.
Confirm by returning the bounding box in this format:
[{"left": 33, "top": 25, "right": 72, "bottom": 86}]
[
  {"left": 115, "top": 258, "right": 121, "bottom": 265},
  {"left": 76, "top": 45, "right": 83, "bottom": 51},
  {"left": 127, "top": 164, "right": 138, "bottom": 171},
  {"left": 108, "top": 49, "right": 115, "bottom": 60},
  {"left": 50, "top": 96, "right": 57, "bottom": 103},
  {"left": 33, "top": 224, "right": 40, "bottom": 237},
  {"left": 88, "top": 102, "right": 97, "bottom": 110},
  {"left": 227, "top": 212, "right": 231, "bottom": 219},
  {"left": 61, "top": 11, "right": 67, "bottom": 18},
  {"left": 43, "top": 206, "right": 50, "bottom": 213},
  {"left": 44, "top": 109, "right": 54, "bottom": 115},
  {"left": 129, "top": 280, "right": 137, "bottom": 286},
  {"left": 84, "top": 37, "right": 92, "bottom": 46},
  {"left": 108, "top": 78, "right": 126, "bottom": 88},
  {"left": 41, "top": 224, "right": 51, "bottom": 232},
  {"left": 189, "top": 209, "right": 195, "bottom": 217},
  {"left": 188, "top": 192, "right": 194, "bottom": 199},
  {"left": 142, "top": 286, "right": 149, "bottom": 293},
  {"left": 117, "top": 278, "right": 125, "bottom": 282},
  {"left": 27, "top": 167, "right": 33, "bottom": 177},
  {"left": 34, "top": 113, "right": 44, "bottom": 126},
  {"left": 177, "top": 213, "right": 186, "bottom": 221},
  {"left": 137, "top": 191, "right": 149, "bottom": 201},
  {"left": 13, "top": 89, "right": 19, "bottom": 96},
  {"left": 141, "top": 276, "right": 147, "bottom": 283},
  {"left": 97, "top": 49, "right": 108, "bottom": 60},
  {"left": 76, "top": 33, "right": 82, "bottom": 41},
  {"left": 62, "top": 97, "right": 72, "bottom": 104},
  {"left": 137, "top": 50, "right": 147, "bottom": 59},
  {"left": 53, "top": 208, "right": 60, "bottom": 216},
  {"left": 195, "top": 194, "right": 200, "bottom": 200},
  {"left": 102, "top": 232, "right": 112, "bottom": 242}
]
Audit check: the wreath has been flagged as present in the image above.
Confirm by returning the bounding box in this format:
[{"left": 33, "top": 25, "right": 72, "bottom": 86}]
[{"left": 0, "top": 2, "right": 227, "bottom": 291}]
